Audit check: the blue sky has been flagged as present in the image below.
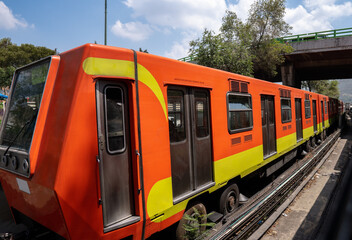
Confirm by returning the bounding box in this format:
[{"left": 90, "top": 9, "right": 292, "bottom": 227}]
[{"left": 1, "top": 0, "right": 352, "bottom": 59}]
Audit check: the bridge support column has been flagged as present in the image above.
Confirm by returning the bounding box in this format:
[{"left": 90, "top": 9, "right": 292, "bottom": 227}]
[{"left": 281, "top": 63, "right": 301, "bottom": 88}]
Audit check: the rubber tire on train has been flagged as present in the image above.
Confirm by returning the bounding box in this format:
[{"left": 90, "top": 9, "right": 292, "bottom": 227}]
[
  {"left": 305, "top": 139, "right": 312, "bottom": 152},
  {"left": 176, "top": 203, "right": 207, "bottom": 240},
  {"left": 310, "top": 137, "right": 316, "bottom": 149},
  {"left": 219, "top": 183, "right": 240, "bottom": 216}
]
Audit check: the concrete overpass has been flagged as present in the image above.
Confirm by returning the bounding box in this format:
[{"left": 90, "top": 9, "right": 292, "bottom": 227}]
[{"left": 279, "top": 28, "right": 352, "bottom": 88}]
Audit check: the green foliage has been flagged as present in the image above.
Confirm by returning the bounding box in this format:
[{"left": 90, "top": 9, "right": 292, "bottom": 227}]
[
  {"left": 139, "top": 48, "right": 149, "bottom": 53},
  {"left": 302, "top": 80, "right": 340, "bottom": 99},
  {"left": 248, "top": 0, "right": 293, "bottom": 79},
  {"left": 183, "top": 208, "right": 215, "bottom": 240},
  {"left": 189, "top": 0, "right": 293, "bottom": 79},
  {"left": 0, "top": 38, "right": 56, "bottom": 90},
  {"left": 189, "top": 12, "right": 253, "bottom": 76}
]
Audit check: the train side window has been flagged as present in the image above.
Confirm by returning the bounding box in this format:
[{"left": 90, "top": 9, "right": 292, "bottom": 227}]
[
  {"left": 227, "top": 93, "right": 253, "bottom": 133},
  {"left": 104, "top": 87, "right": 125, "bottom": 153},
  {"left": 281, "top": 98, "right": 292, "bottom": 123},
  {"left": 305, "top": 100, "right": 311, "bottom": 119},
  {"left": 168, "top": 90, "right": 186, "bottom": 142}
]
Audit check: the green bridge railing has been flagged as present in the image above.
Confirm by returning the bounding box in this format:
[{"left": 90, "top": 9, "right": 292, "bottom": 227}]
[
  {"left": 178, "top": 55, "right": 196, "bottom": 62},
  {"left": 277, "top": 27, "right": 352, "bottom": 43},
  {"left": 179, "top": 28, "right": 352, "bottom": 62}
]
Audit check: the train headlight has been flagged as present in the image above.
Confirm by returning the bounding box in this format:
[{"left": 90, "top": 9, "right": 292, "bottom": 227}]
[
  {"left": 22, "top": 159, "right": 29, "bottom": 172},
  {"left": 11, "top": 156, "right": 18, "bottom": 170},
  {"left": 1, "top": 155, "right": 8, "bottom": 166}
]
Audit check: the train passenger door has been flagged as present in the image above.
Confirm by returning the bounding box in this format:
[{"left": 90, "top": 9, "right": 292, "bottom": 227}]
[
  {"left": 96, "top": 80, "right": 140, "bottom": 232},
  {"left": 295, "top": 99, "right": 303, "bottom": 142},
  {"left": 261, "top": 95, "right": 276, "bottom": 158},
  {"left": 167, "top": 87, "right": 213, "bottom": 202},
  {"left": 321, "top": 101, "right": 325, "bottom": 128},
  {"left": 312, "top": 100, "right": 317, "bottom": 133}
]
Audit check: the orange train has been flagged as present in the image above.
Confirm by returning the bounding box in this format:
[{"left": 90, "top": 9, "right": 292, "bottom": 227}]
[{"left": 0, "top": 44, "right": 342, "bottom": 239}]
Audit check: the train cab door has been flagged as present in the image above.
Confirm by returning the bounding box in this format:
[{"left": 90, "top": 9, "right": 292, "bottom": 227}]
[
  {"left": 295, "top": 98, "right": 303, "bottom": 142},
  {"left": 321, "top": 100, "right": 325, "bottom": 128},
  {"left": 167, "top": 87, "right": 213, "bottom": 202},
  {"left": 96, "top": 80, "right": 140, "bottom": 232},
  {"left": 261, "top": 95, "right": 276, "bottom": 158},
  {"left": 312, "top": 100, "right": 317, "bottom": 133}
]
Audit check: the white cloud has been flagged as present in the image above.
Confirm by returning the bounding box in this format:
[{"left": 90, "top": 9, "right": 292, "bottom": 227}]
[
  {"left": 285, "top": 5, "right": 332, "bottom": 34},
  {"left": 111, "top": 20, "right": 153, "bottom": 41},
  {"left": 0, "top": 1, "right": 28, "bottom": 29},
  {"left": 316, "top": 2, "right": 352, "bottom": 19},
  {"left": 286, "top": 1, "right": 352, "bottom": 34},
  {"left": 228, "top": 0, "right": 255, "bottom": 21},
  {"left": 114, "top": 0, "right": 352, "bottom": 58},
  {"left": 164, "top": 32, "right": 197, "bottom": 59},
  {"left": 303, "top": 0, "right": 337, "bottom": 9},
  {"left": 123, "top": 0, "right": 226, "bottom": 32}
]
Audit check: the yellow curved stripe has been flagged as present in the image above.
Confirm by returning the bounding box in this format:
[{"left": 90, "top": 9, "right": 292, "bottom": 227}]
[
  {"left": 137, "top": 64, "right": 168, "bottom": 121},
  {"left": 147, "top": 177, "right": 173, "bottom": 219},
  {"left": 146, "top": 177, "right": 188, "bottom": 223},
  {"left": 82, "top": 57, "right": 167, "bottom": 121}
]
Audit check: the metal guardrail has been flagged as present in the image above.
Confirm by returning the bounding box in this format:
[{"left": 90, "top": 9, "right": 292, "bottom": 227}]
[
  {"left": 277, "top": 27, "right": 352, "bottom": 43},
  {"left": 178, "top": 55, "right": 195, "bottom": 62}
]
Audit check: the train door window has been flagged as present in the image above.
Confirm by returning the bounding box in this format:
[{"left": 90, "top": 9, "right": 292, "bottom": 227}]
[
  {"left": 281, "top": 98, "right": 292, "bottom": 123},
  {"left": 324, "top": 99, "right": 328, "bottom": 114},
  {"left": 321, "top": 101, "right": 325, "bottom": 128},
  {"left": 227, "top": 93, "right": 253, "bottom": 133},
  {"left": 168, "top": 87, "right": 213, "bottom": 203},
  {"left": 105, "top": 87, "right": 125, "bottom": 153},
  {"left": 168, "top": 90, "right": 186, "bottom": 142},
  {"left": 295, "top": 99, "right": 303, "bottom": 142},
  {"left": 261, "top": 95, "right": 276, "bottom": 158},
  {"left": 312, "top": 100, "right": 317, "bottom": 133},
  {"left": 305, "top": 99, "right": 311, "bottom": 119},
  {"left": 96, "top": 81, "right": 140, "bottom": 232},
  {"left": 194, "top": 91, "right": 209, "bottom": 138}
]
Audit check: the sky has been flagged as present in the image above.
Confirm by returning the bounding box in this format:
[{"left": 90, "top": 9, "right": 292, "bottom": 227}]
[{"left": 1, "top": 0, "right": 352, "bottom": 60}]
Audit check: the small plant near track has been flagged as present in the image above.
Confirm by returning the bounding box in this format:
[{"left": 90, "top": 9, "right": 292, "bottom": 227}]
[{"left": 182, "top": 208, "right": 215, "bottom": 240}]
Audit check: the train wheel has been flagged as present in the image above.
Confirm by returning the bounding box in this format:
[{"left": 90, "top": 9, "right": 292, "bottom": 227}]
[
  {"left": 219, "top": 183, "right": 239, "bottom": 215},
  {"left": 310, "top": 137, "right": 316, "bottom": 149},
  {"left": 305, "top": 139, "right": 312, "bottom": 152},
  {"left": 320, "top": 130, "right": 326, "bottom": 141},
  {"left": 176, "top": 203, "right": 207, "bottom": 240}
]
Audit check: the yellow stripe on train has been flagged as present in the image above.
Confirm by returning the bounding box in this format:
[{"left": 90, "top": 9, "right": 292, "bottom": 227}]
[{"left": 82, "top": 57, "right": 168, "bottom": 121}]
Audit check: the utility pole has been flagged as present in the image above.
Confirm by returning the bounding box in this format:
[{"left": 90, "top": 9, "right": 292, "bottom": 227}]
[{"left": 105, "top": 0, "right": 107, "bottom": 45}]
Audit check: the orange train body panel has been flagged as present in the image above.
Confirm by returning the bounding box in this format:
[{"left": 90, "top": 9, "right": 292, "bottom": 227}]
[{"left": 0, "top": 44, "right": 341, "bottom": 239}]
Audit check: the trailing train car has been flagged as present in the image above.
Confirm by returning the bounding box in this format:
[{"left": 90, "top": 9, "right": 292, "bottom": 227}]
[{"left": 0, "top": 44, "right": 340, "bottom": 240}]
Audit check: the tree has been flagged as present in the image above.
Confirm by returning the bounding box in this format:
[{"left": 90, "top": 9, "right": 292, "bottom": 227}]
[
  {"left": 0, "top": 38, "right": 56, "bottom": 91},
  {"left": 189, "top": 12, "right": 253, "bottom": 76},
  {"left": 302, "top": 80, "right": 340, "bottom": 99},
  {"left": 248, "top": 0, "right": 292, "bottom": 79},
  {"left": 189, "top": 0, "right": 293, "bottom": 79}
]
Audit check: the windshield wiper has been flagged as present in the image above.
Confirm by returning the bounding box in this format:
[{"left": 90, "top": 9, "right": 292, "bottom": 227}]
[{"left": 3, "top": 109, "right": 38, "bottom": 156}]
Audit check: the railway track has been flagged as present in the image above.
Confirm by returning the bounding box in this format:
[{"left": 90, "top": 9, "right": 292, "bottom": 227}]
[{"left": 205, "top": 129, "right": 340, "bottom": 240}]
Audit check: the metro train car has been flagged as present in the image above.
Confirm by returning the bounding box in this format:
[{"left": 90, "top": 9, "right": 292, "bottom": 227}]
[{"left": 0, "top": 44, "right": 341, "bottom": 240}]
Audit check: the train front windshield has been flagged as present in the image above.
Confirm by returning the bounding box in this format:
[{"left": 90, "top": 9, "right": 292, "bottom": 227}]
[{"left": 0, "top": 59, "right": 50, "bottom": 151}]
